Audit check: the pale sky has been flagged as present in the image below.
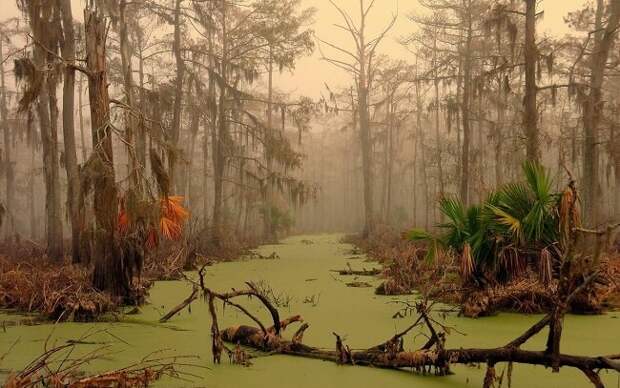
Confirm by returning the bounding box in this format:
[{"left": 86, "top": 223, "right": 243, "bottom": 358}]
[{"left": 1, "top": 0, "right": 588, "bottom": 98}]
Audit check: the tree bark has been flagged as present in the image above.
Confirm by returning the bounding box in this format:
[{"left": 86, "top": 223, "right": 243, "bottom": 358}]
[
  {"left": 85, "top": 7, "right": 126, "bottom": 298},
  {"left": 119, "top": 0, "right": 138, "bottom": 185},
  {"left": 59, "top": 0, "right": 81, "bottom": 263},
  {"left": 212, "top": 0, "right": 229, "bottom": 244},
  {"left": 459, "top": 0, "right": 473, "bottom": 206},
  {"left": 33, "top": 34, "right": 63, "bottom": 260},
  {"left": 169, "top": 0, "right": 185, "bottom": 193},
  {"left": 0, "top": 37, "right": 14, "bottom": 237},
  {"left": 582, "top": 0, "right": 620, "bottom": 226},
  {"left": 524, "top": 0, "right": 539, "bottom": 162}
]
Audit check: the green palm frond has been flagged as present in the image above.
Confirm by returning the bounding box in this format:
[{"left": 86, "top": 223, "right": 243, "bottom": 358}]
[
  {"left": 523, "top": 161, "right": 552, "bottom": 202},
  {"left": 488, "top": 204, "right": 523, "bottom": 242},
  {"left": 407, "top": 228, "right": 434, "bottom": 241}
]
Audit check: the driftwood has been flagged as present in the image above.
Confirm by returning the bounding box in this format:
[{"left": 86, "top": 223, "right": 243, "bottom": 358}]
[
  {"left": 159, "top": 285, "right": 198, "bottom": 323},
  {"left": 331, "top": 268, "right": 381, "bottom": 276},
  {"left": 331, "top": 262, "right": 381, "bottom": 276},
  {"left": 198, "top": 277, "right": 619, "bottom": 387}
]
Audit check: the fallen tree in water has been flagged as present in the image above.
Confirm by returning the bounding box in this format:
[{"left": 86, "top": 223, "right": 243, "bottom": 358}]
[
  {"left": 193, "top": 269, "right": 619, "bottom": 387},
  {"left": 180, "top": 182, "right": 620, "bottom": 387}
]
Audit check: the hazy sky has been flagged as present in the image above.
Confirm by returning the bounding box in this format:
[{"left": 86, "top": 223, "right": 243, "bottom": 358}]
[
  {"left": 278, "top": 0, "right": 588, "bottom": 98},
  {"left": 1, "top": 0, "right": 588, "bottom": 98}
]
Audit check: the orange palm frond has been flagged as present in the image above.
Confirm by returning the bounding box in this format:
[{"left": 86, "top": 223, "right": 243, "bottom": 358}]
[
  {"left": 161, "top": 196, "right": 190, "bottom": 223},
  {"left": 118, "top": 209, "right": 129, "bottom": 235},
  {"left": 146, "top": 228, "right": 159, "bottom": 249},
  {"left": 160, "top": 217, "right": 182, "bottom": 241}
]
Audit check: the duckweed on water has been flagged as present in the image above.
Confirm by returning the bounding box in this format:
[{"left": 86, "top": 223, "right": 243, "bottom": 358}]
[{"left": 1, "top": 235, "right": 618, "bottom": 388}]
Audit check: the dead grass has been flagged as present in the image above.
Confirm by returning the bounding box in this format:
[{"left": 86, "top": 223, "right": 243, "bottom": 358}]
[{"left": 0, "top": 256, "right": 118, "bottom": 321}]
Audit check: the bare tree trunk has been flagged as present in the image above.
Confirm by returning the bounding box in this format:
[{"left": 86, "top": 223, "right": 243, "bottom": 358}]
[
  {"left": 359, "top": 57, "right": 374, "bottom": 235},
  {"left": 524, "top": 0, "right": 539, "bottom": 162},
  {"left": 29, "top": 143, "right": 37, "bottom": 240},
  {"left": 433, "top": 32, "right": 444, "bottom": 198},
  {"left": 137, "top": 35, "right": 147, "bottom": 166},
  {"left": 78, "top": 73, "right": 87, "bottom": 163},
  {"left": 460, "top": 0, "right": 473, "bottom": 206},
  {"left": 212, "top": 0, "right": 229, "bottom": 244},
  {"left": 263, "top": 47, "right": 275, "bottom": 242},
  {"left": 33, "top": 37, "right": 63, "bottom": 260},
  {"left": 169, "top": 0, "right": 185, "bottom": 193},
  {"left": 185, "top": 78, "right": 200, "bottom": 209},
  {"left": 386, "top": 101, "right": 394, "bottom": 223},
  {"left": 0, "top": 37, "right": 14, "bottom": 236},
  {"left": 583, "top": 0, "right": 620, "bottom": 226},
  {"left": 59, "top": 0, "right": 81, "bottom": 263},
  {"left": 85, "top": 7, "right": 126, "bottom": 298},
  {"left": 119, "top": 0, "right": 138, "bottom": 185}
]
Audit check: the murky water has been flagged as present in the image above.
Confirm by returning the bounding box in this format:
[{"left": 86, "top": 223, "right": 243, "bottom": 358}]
[{"left": 1, "top": 234, "right": 619, "bottom": 387}]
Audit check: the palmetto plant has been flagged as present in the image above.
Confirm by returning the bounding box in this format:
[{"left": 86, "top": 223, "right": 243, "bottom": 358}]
[{"left": 409, "top": 162, "right": 562, "bottom": 285}]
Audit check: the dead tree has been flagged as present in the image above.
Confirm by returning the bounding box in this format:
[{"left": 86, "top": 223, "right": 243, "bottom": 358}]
[
  {"left": 320, "top": 0, "right": 397, "bottom": 236},
  {"left": 194, "top": 274, "right": 619, "bottom": 387}
]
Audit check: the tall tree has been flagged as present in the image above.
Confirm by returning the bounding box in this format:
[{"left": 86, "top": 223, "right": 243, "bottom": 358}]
[
  {"left": 59, "top": 0, "right": 81, "bottom": 263},
  {"left": 17, "top": 0, "right": 64, "bottom": 259},
  {"left": 321, "top": 0, "right": 396, "bottom": 236},
  {"left": 0, "top": 24, "right": 15, "bottom": 236},
  {"left": 253, "top": 0, "right": 314, "bottom": 241},
  {"left": 523, "top": 0, "right": 539, "bottom": 162},
  {"left": 84, "top": 6, "right": 126, "bottom": 297},
  {"left": 582, "top": 0, "right": 620, "bottom": 225}
]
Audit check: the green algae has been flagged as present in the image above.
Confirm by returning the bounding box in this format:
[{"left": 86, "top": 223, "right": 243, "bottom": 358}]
[{"left": 1, "top": 234, "right": 618, "bottom": 387}]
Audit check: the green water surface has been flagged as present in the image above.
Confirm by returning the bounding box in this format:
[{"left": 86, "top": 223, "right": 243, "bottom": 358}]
[{"left": 1, "top": 234, "right": 618, "bottom": 387}]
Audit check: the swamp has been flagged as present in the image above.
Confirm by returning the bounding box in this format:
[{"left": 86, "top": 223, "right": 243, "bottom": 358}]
[{"left": 0, "top": 0, "right": 619, "bottom": 387}]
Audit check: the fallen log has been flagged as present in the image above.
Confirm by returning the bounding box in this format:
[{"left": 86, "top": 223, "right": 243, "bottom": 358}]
[
  {"left": 159, "top": 285, "right": 198, "bottom": 323},
  {"left": 331, "top": 262, "right": 381, "bottom": 276},
  {"left": 193, "top": 270, "right": 619, "bottom": 387},
  {"left": 331, "top": 268, "right": 381, "bottom": 276},
  {"left": 222, "top": 322, "right": 619, "bottom": 373},
  {"left": 192, "top": 216, "right": 620, "bottom": 388}
]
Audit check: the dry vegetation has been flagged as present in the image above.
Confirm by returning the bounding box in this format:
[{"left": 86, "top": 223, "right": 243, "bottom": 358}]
[
  {"left": 0, "top": 256, "right": 119, "bottom": 321},
  {"left": 1, "top": 337, "right": 200, "bottom": 388}
]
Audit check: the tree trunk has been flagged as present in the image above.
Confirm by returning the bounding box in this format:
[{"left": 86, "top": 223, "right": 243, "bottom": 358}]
[
  {"left": 59, "top": 0, "right": 81, "bottom": 263},
  {"left": 78, "top": 73, "right": 87, "bottom": 163},
  {"left": 85, "top": 7, "right": 126, "bottom": 298},
  {"left": 119, "top": 0, "right": 138, "bottom": 186},
  {"left": 169, "top": 0, "right": 185, "bottom": 193},
  {"left": 460, "top": 0, "right": 473, "bottom": 206},
  {"left": 137, "top": 36, "right": 147, "bottom": 167},
  {"left": 359, "top": 62, "right": 374, "bottom": 236},
  {"left": 33, "top": 38, "right": 63, "bottom": 260},
  {"left": 583, "top": 0, "right": 620, "bottom": 226},
  {"left": 263, "top": 48, "right": 275, "bottom": 242},
  {"left": 29, "top": 143, "right": 37, "bottom": 240},
  {"left": 524, "top": 0, "right": 539, "bottom": 162},
  {"left": 0, "top": 37, "right": 14, "bottom": 237},
  {"left": 212, "top": 0, "right": 229, "bottom": 244}
]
